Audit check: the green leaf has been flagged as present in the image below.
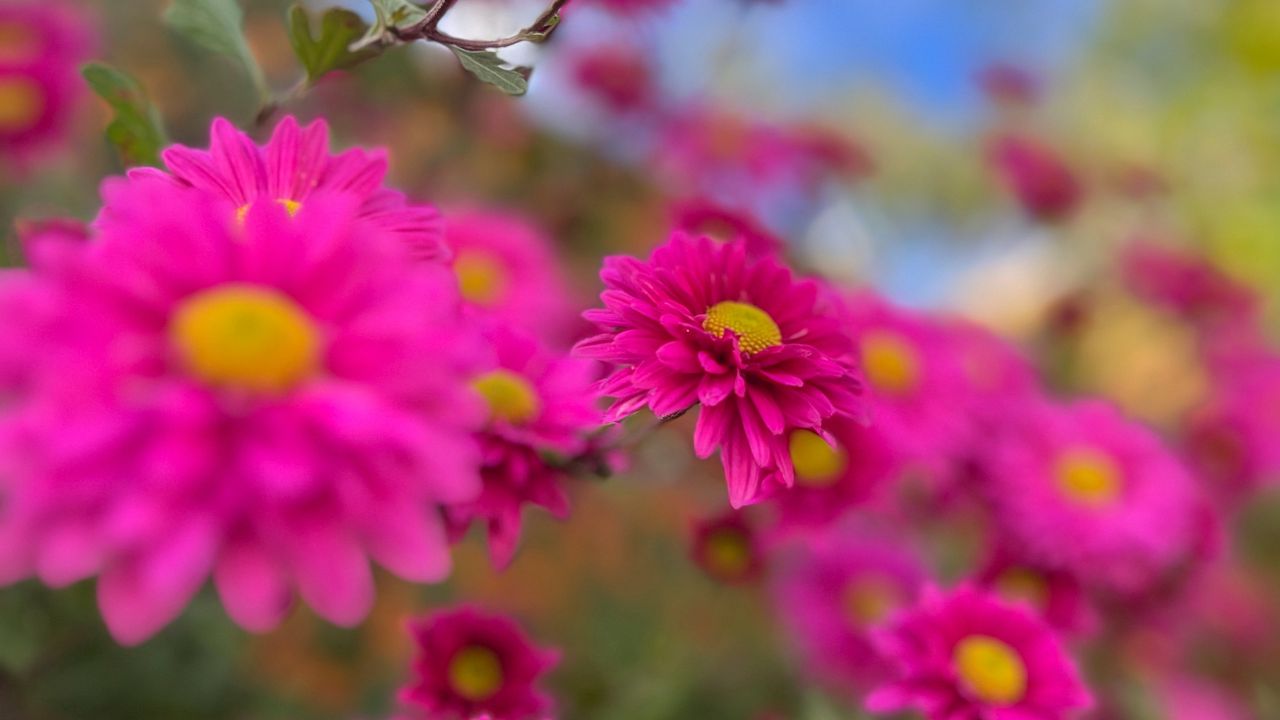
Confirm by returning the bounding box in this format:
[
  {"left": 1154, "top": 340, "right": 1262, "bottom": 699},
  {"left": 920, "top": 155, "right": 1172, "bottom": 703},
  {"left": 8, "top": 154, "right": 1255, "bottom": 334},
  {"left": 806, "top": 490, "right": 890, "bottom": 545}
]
[
  {"left": 369, "top": 0, "right": 429, "bottom": 29},
  {"left": 448, "top": 46, "right": 530, "bottom": 96},
  {"left": 163, "top": 0, "right": 267, "bottom": 99},
  {"left": 288, "top": 4, "right": 382, "bottom": 84},
  {"left": 81, "top": 63, "right": 168, "bottom": 168}
]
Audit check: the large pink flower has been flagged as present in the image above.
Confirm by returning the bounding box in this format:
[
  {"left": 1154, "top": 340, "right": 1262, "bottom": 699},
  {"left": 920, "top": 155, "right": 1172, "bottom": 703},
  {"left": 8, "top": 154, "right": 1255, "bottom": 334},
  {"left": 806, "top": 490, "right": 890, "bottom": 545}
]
[
  {"left": 978, "top": 399, "right": 1202, "bottom": 595},
  {"left": 867, "top": 585, "right": 1093, "bottom": 719},
  {"left": 575, "top": 234, "right": 864, "bottom": 507},
  {"left": 444, "top": 325, "right": 600, "bottom": 569},
  {"left": 400, "top": 606, "right": 559, "bottom": 720},
  {"left": 0, "top": 167, "right": 481, "bottom": 643},
  {"left": 0, "top": 1, "right": 93, "bottom": 166},
  {"left": 132, "top": 116, "right": 447, "bottom": 262}
]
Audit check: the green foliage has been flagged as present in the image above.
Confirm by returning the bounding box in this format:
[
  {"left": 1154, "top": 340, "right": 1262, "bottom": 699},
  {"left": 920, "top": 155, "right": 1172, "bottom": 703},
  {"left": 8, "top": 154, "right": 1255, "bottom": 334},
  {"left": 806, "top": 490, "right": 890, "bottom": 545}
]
[
  {"left": 163, "top": 0, "right": 268, "bottom": 99},
  {"left": 288, "top": 4, "right": 384, "bottom": 85},
  {"left": 369, "top": 0, "right": 430, "bottom": 30},
  {"left": 449, "top": 46, "right": 530, "bottom": 96},
  {"left": 80, "top": 62, "right": 168, "bottom": 169}
]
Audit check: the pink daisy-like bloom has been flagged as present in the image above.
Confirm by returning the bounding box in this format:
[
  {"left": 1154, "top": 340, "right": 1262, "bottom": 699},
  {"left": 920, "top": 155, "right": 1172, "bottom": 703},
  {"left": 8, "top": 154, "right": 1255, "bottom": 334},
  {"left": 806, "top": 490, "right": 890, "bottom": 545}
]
[
  {"left": 400, "top": 606, "right": 559, "bottom": 720},
  {"left": 1182, "top": 378, "right": 1280, "bottom": 507},
  {"left": 766, "top": 418, "right": 898, "bottom": 532},
  {"left": 867, "top": 585, "right": 1092, "bottom": 720},
  {"left": 771, "top": 530, "right": 928, "bottom": 692},
  {"left": 0, "top": 167, "right": 482, "bottom": 644},
  {"left": 669, "top": 198, "right": 785, "bottom": 258},
  {"left": 443, "top": 325, "right": 600, "bottom": 569},
  {"left": 973, "top": 545, "right": 1096, "bottom": 637},
  {"left": 444, "top": 210, "right": 578, "bottom": 345},
  {"left": 1120, "top": 240, "right": 1259, "bottom": 336},
  {"left": 133, "top": 116, "right": 447, "bottom": 262},
  {"left": 988, "top": 133, "right": 1081, "bottom": 222},
  {"left": 568, "top": 43, "right": 656, "bottom": 115},
  {"left": 690, "top": 511, "right": 763, "bottom": 584},
  {"left": 574, "top": 234, "right": 864, "bottom": 508},
  {"left": 0, "top": 1, "right": 93, "bottom": 167},
  {"left": 979, "top": 399, "right": 1202, "bottom": 595}
]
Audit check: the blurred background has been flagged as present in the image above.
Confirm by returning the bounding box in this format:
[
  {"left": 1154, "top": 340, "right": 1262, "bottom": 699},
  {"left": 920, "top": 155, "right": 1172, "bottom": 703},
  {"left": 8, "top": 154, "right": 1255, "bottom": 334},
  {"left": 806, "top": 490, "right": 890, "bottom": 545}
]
[{"left": 2, "top": 0, "right": 1280, "bottom": 718}]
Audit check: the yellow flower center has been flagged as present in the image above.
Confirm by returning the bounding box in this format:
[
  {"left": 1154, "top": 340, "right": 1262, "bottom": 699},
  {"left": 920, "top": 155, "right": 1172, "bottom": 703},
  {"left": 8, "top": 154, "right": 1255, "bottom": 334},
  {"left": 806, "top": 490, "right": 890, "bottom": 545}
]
[
  {"left": 702, "top": 527, "right": 752, "bottom": 579},
  {"left": 702, "top": 301, "right": 782, "bottom": 355},
  {"left": 0, "top": 77, "right": 44, "bottom": 133},
  {"left": 841, "top": 574, "right": 902, "bottom": 627},
  {"left": 453, "top": 250, "right": 508, "bottom": 307},
  {"left": 953, "top": 635, "right": 1027, "bottom": 706},
  {"left": 788, "top": 430, "right": 847, "bottom": 487},
  {"left": 0, "top": 22, "right": 41, "bottom": 64},
  {"left": 1054, "top": 447, "right": 1122, "bottom": 507},
  {"left": 860, "top": 330, "right": 921, "bottom": 396},
  {"left": 472, "top": 369, "right": 540, "bottom": 424},
  {"left": 171, "top": 284, "right": 321, "bottom": 393},
  {"left": 447, "top": 645, "right": 504, "bottom": 702},
  {"left": 995, "top": 568, "right": 1050, "bottom": 610},
  {"left": 235, "top": 198, "right": 303, "bottom": 224}
]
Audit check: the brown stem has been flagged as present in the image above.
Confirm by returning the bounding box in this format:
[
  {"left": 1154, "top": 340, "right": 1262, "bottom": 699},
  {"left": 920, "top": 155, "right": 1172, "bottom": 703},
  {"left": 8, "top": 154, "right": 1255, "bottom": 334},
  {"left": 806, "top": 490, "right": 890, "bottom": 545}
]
[{"left": 395, "top": 0, "right": 571, "bottom": 51}]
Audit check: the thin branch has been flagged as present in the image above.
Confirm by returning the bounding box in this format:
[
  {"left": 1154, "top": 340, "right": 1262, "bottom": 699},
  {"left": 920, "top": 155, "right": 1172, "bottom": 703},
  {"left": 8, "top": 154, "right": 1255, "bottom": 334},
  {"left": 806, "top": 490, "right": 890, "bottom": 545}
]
[{"left": 394, "top": 0, "right": 571, "bottom": 51}]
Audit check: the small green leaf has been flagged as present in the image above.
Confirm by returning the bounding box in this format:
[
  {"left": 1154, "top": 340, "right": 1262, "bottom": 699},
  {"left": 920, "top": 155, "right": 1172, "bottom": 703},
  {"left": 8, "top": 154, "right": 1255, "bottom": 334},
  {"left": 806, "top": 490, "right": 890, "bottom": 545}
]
[
  {"left": 369, "top": 0, "right": 428, "bottom": 29},
  {"left": 81, "top": 62, "right": 168, "bottom": 168},
  {"left": 288, "top": 4, "right": 382, "bottom": 84},
  {"left": 163, "top": 0, "right": 268, "bottom": 99},
  {"left": 448, "top": 46, "right": 530, "bottom": 96}
]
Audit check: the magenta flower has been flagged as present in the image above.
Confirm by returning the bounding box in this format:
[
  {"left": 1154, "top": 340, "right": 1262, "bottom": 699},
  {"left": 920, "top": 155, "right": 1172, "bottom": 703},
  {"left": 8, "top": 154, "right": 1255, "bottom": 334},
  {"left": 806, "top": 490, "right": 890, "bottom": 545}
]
[
  {"left": 401, "top": 606, "right": 559, "bottom": 720},
  {"left": 0, "top": 1, "right": 92, "bottom": 167},
  {"left": 1121, "top": 240, "right": 1259, "bottom": 334},
  {"left": 0, "top": 167, "right": 481, "bottom": 644},
  {"left": 979, "top": 399, "right": 1202, "bottom": 595},
  {"left": 444, "top": 325, "right": 600, "bottom": 569},
  {"left": 568, "top": 43, "right": 656, "bottom": 114},
  {"left": 690, "top": 511, "right": 763, "bottom": 584},
  {"left": 867, "top": 585, "right": 1092, "bottom": 719},
  {"left": 988, "top": 134, "right": 1081, "bottom": 222},
  {"left": 669, "top": 198, "right": 785, "bottom": 258},
  {"left": 973, "top": 546, "right": 1097, "bottom": 637},
  {"left": 131, "top": 116, "right": 447, "bottom": 262},
  {"left": 444, "top": 210, "right": 579, "bottom": 345},
  {"left": 575, "top": 234, "right": 864, "bottom": 507},
  {"left": 766, "top": 418, "right": 898, "bottom": 532},
  {"left": 771, "top": 530, "right": 927, "bottom": 692}
]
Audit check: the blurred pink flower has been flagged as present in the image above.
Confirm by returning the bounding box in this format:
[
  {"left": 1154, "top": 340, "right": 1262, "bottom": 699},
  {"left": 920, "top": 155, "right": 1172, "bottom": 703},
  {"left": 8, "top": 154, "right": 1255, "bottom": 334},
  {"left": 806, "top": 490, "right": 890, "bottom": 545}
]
[
  {"left": 1156, "top": 676, "right": 1252, "bottom": 720},
  {"left": 1121, "top": 240, "right": 1259, "bottom": 335},
  {"left": 979, "top": 400, "right": 1203, "bottom": 595},
  {"left": 0, "top": 165, "right": 481, "bottom": 644},
  {"left": 973, "top": 546, "right": 1097, "bottom": 637},
  {"left": 771, "top": 530, "right": 928, "bottom": 692},
  {"left": 988, "top": 134, "right": 1081, "bottom": 222},
  {"left": 134, "top": 116, "right": 447, "bottom": 262},
  {"left": 575, "top": 234, "right": 864, "bottom": 507},
  {"left": 690, "top": 510, "right": 763, "bottom": 584},
  {"left": 766, "top": 418, "right": 898, "bottom": 532},
  {"left": 568, "top": 43, "right": 656, "bottom": 114},
  {"left": 0, "top": 1, "right": 93, "bottom": 167},
  {"left": 669, "top": 198, "right": 785, "bottom": 258},
  {"left": 401, "top": 606, "right": 559, "bottom": 720},
  {"left": 444, "top": 325, "right": 600, "bottom": 569},
  {"left": 867, "top": 585, "right": 1092, "bottom": 719},
  {"left": 978, "top": 63, "right": 1041, "bottom": 106},
  {"left": 444, "top": 210, "right": 578, "bottom": 346}
]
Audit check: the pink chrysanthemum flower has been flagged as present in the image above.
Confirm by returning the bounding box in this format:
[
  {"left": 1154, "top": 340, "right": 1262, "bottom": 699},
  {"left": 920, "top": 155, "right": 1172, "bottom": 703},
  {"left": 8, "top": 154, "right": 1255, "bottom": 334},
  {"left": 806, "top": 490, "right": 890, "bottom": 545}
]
[
  {"left": 988, "top": 134, "right": 1081, "bottom": 222},
  {"left": 1182, "top": 368, "right": 1280, "bottom": 507},
  {"left": 0, "top": 170, "right": 481, "bottom": 644},
  {"left": 444, "top": 325, "right": 600, "bottom": 569},
  {"left": 445, "top": 210, "right": 578, "bottom": 345},
  {"left": 131, "top": 116, "right": 447, "bottom": 262},
  {"left": 400, "top": 606, "right": 559, "bottom": 720},
  {"left": 979, "top": 399, "right": 1202, "bottom": 595},
  {"left": 569, "top": 43, "right": 656, "bottom": 114},
  {"left": 690, "top": 511, "right": 763, "bottom": 584},
  {"left": 574, "top": 234, "right": 864, "bottom": 507},
  {"left": 771, "top": 530, "right": 927, "bottom": 692},
  {"left": 0, "top": 1, "right": 92, "bottom": 167},
  {"left": 1120, "top": 240, "right": 1259, "bottom": 335},
  {"left": 867, "top": 585, "right": 1092, "bottom": 719},
  {"left": 767, "top": 419, "right": 898, "bottom": 532},
  {"left": 974, "top": 546, "right": 1096, "bottom": 637},
  {"left": 669, "top": 198, "right": 785, "bottom": 258}
]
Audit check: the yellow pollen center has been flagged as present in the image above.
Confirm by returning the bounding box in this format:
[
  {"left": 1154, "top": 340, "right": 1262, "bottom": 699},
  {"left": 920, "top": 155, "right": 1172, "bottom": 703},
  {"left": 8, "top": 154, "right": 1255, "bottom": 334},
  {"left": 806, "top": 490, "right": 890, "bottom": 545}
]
[
  {"left": 472, "top": 369, "right": 541, "bottom": 424},
  {"left": 0, "top": 77, "right": 44, "bottom": 133},
  {"left": 171, "top": 284, "right": 320, "bottom": 393},
  {"left": 235, "top": 198, "right": 303, "bottom": 224},
  {"left": 702, "top": 301, "right": 782, "bottom": 355},
  {"left": 788, "top": 430, "right": 847, "bottom": 487},
  {"left": 0, "top": 23, "right": 41, "bottom": 64},
  {"left": 953, "top": 635, "right": 1027, "bottom": 706},
  {"left": 447, "top": 645, "right": 504, "bottom": 702},
  {"left": 841, "top": 574, "right": 902, "bottom": 627},
  {"left": 702, "top": 528, "right": 752, "bottom": 579},
  {"left": 996, "top": 568, "right": 1050, "bottom": 610},
  {"left": 453, "top": 250, "right": 508, "bottom": 307},
  {"left": 860, "top": 330, "right": 922, "bottom": 396},
  {"left": 1054, "top": 447, "right": 1123, "bottom": 507}
]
